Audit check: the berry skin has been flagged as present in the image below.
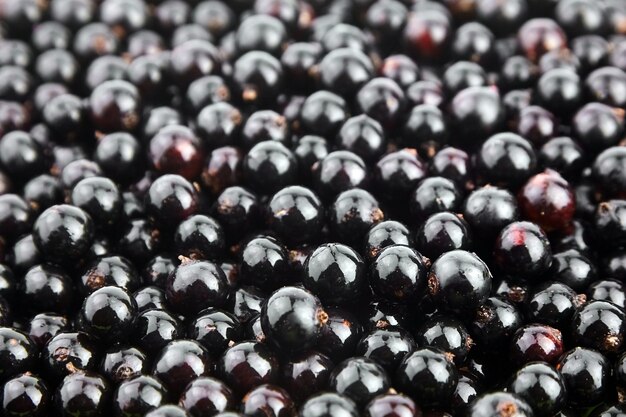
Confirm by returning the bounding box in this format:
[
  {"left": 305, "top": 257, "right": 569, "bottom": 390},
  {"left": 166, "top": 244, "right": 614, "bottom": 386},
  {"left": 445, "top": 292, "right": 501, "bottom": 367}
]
[
  {"left": 507, "top": 362, "right": 566, "bottom": 417},
  {"left": 415, "top": 211, "right": 473, "bottom": 260},
  {"left": 463, "top": 186, "right": 520, "bottom": 240},
  {"left": 267, "top": 186, "right": 324, "bottom": 245},
  {"left": 572, "top": 300, "right": 626, "bottom": 354},
  {"left": 281, "top": 350, "right": 333, "bottom": 404},
  {"left": 468, "top": 391, "right": 534, "bottom": 417},
  {"left": 595, "top": 200, "right": 626, "bottom": 247},
  {"left": 588, "top": 279, "right": 626, "bottom": 309},
  {"left": 112, "top": 375, "right": 166, "bottom": 417},
  {"left": 145, "top": 174, "right": 199, "bottom": 225},
  {"left": 374, "top": 149, "right": 427, "bottom": 201},
  {"left": 428, "top": 250, "right": 493, "bottom": 316},
  {"left": 471, "top": 297, "right": 523, "bottom": 353},
  {"left": 217, "top": 341, "right": 279, "bottom": 396},
  {"left": 493, "top": 221, "right": 553, "bottom": 282},
  {"left": 299, "top": 393, "right": 359, "bottom": 417},
  {"left": 518, "top": 169, "right": 576, "bottom": 232},
  {"left": 329, "top": 188, "right": 385, "bottom": 245},
  {"left": 179, "top": 377, "right": 235, "bottom": 417},
  {"left": 363, "top": 393, "right": 419, "bottom": 417},
  {"left": 260, "top": 286, "right": 326, "bottom": 353},
  {"left": 550, "top": 249, "right": 597, "bottom": 292},
  {"left": 1, "top": 373, "right": 50, "bottom": 417},
  {"left": 165, "top": 259, "right": 229, "bottom": 317},
  {"left": 101, "top": 346, "right": 146, "bottom": 383},
  {"left": 312, "top": 151, "right": 368, "bottom": 200},
  {"left": 134, "top": 309, "right": 181, "bottom": 355},
  {"left": 243, "top": 141, "right": 298, "bottom": 195},
  {"left": 557, "top": 347, "right": 611, "bottom": 407},
  {"left": 416, "top": 316, "right": 473, "bottom": 365},
  {"left": 188, "top": 308, "right": 242, "bottom": 356},
  {"left": 174, "top": 215, "right": 225, "bottom": 260},
  {"left": 89, "top": 80, "right": 141, "bottom": 132},
  {"left": 79, "top": 286, "right": 137, "bottom": 345},
  {"left": 70, "top": 177, "right": 121, "bottom": 228},
  {"left": 241, "top": 384, "right": 297, "bottom": 417},
  {"left": 148, "top": 125, "right": 204, "bottom": 180},
  {"left": 21, "top": 264, "right": 73, "bottom": 314},
  {"left": 527, "top": 282, "right": 584, "bottom": 329},
  {"left": 356, "top": 327, "right": 416, "bottom": 372},
  {"left": 369, "top": 245, "right": 428, "bottom": 303},
  {"left": 592, "top": 146, "right": 626, "bottom": 197},
  {"left": 54, "top": 372, "right": 111, "bottom": 417},
  {"left": 364, "top": 220, "right": 412, "bottom": 262},
  {"left": 33, "top": 204, "right": 94, "bottom": 262},
  {"left": 316, "top": 307, "right": 362, "bottom": 363},
  {"left": 152, "top": 340, "right": 212, "bottom": 397},
  {"left": 27, "top": 313, "right": 70, "bottom": 349},
  {"left": 329, "top": 357, "right": 390, "bottom": 408},
  {"left": 239, "top": 236, "right": 289, "bottom": 291},
  {"left": 410, "top": 177, "right": 462, "bottom": 223},
  {"left": 476, "top": 132, "right": 538, "bottom": 188},
  {"left": 510, "top": 324, "right": 564, "bottom": 365},
  {"left": 303, "top": 243, "right": 366, "bottom": 305},
  {"left": 395, "top": 347, "right": 458, "bottom": 408}
]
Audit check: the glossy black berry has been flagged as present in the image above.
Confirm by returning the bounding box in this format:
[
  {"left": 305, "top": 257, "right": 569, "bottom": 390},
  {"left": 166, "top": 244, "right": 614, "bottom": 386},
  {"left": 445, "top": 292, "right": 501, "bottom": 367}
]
[
  {"left": 312, "top": 151, "right": 368, "bottom": 200},
  {"left": 267, "top": 186, "right": 324, "bottom": 244},
  {"left": 134, "top": 308, "right": 181, "bottom": 355},
  {"left": 395, "top": 347, "right": 458, "bottom": 408},
  {"left": 241, "top": 384, "right": 297, "bottom": 417},
  {"left": 557, "top": 347, "right": 611, "bottom": 407},
  {"left": 0, "top": 328, "right": 37, "bottom": 382},
  {"left": 410, "top": 177, "right": 462, "bottom": 223},
  {"left": 303, "top": 243, "right": 366, "bottom": 305},
  {"left": 112, "top": 375, "right": 166, "bottom": 417},
  {"left": 369, "top": 245, "right": 428, "bottom": 303},
  {"left": 493, "top": 221, "right": 553, "bottom": 282},
  {"left": 145, "top": 174, "right": 199, "bottom": 224},
  {"left": 428, "top": 250, "right": 492, "bottom": 316},
  {"left": 329, "top": 357, "right": 390, "bottom": 407},
  {"left": 33, "top": 204, "right": 94, "bottom": 262},
  {"left": 179, "top": 377, "right": 235, "bottom": 417},
  {"left": 20, "top": 264, "right": 73, "bottom": 314},
  {"left": 299, "top": 393, "right": 359, "bottom": 417},
  {"left": 152, "top": 340, "right": 212, "bottom": 397},
  {"left": 243, "top": 141, "right": 298, "bottom": 195},
  {"left": 217, "top": 341, "right": 279, "bottom": 396},
  {"left": 42, "top": 331, "right": 99, "bottom": 382},
  {"left": 1, "top": 373, "right": 50, "bottom": 417},
  {"left": 79, "top": 286, "right": 137, "bottom": 344},
  {"left": 468, "top": 392, "right": 534, "bottom": 417},
  {"left": 261, "top": 286, "right": 326, "bottom": 353},
  {"left": 54, "top": 372, "right": 110, "bottom": 417},
  {"left": 415, "top": 212, "right": 473, "bottom": 260},
  {"left": 165, "top": 259, "right": 228, "bottom": 317},
  {"left": 101, "top": 346, "right": 147, "bottom": 383},
  {"left": 280, "top": 350, "right": 333, "bottom": 404}
]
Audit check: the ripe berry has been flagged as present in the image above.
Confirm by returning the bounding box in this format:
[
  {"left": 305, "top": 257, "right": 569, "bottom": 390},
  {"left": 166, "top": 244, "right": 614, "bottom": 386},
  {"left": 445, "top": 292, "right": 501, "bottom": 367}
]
[
  {"left": 369, "top": 245, "right": 428, "bottom": 303},
  {"left": 165, "top": 259, "right": 228, "bottom": 317},
  {"left": 518, "top": 169, "right": 576, "bottom": 232},
  {"left": 395, "top": 347, "right": 458, "bottom": 408},
  {"left": 493, "top": 221, "right": 553, "bottom": 281},
  {"left": 329, "top": 357, "right": 390, "bottom": 407},
  {"left": 557, "top": 347, "right": 611, "bottom": 407},
  {"left": 428, "top": 250, "right": 492, "bottom": 316},
  {"left": 152, "top": 340, "right": 212, "bottom": 397},
  {"left": 261, "top": 286, "right": 326, "bottom": 353}
]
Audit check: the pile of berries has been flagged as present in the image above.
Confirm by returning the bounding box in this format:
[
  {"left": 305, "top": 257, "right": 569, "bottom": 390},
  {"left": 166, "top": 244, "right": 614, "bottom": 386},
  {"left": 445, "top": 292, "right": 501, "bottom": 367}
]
[{"left": 2, "top": 0, "right": 626, "bottom": 416}]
